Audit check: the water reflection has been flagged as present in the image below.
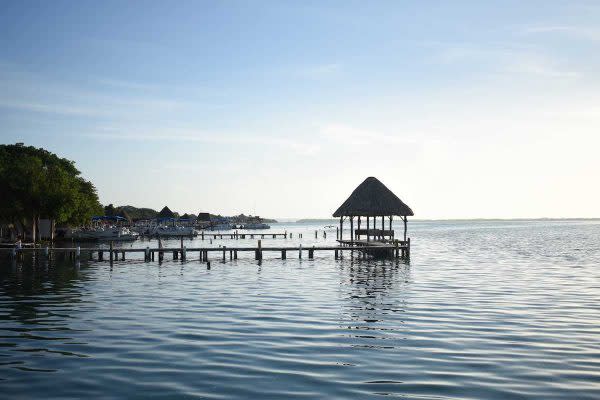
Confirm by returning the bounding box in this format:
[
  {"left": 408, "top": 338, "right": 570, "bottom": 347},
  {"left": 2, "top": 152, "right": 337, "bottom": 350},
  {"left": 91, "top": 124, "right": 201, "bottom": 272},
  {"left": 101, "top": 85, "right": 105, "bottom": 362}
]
[{"left": 1, "top": 220, "right": 600, "bottom": 399}]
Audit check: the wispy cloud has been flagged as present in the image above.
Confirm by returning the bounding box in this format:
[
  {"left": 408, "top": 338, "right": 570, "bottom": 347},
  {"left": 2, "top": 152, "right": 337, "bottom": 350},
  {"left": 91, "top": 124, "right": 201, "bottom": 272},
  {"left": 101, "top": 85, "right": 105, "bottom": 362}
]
[
  {"left": 83, "top": 128, "right": 322, "bottom": 155},
  {"left": 523, "top": 25, "right": 600, "bottom": 41},
  {"left": 320, "top": 123, "right": 417, "bottom": 147},
  {"left": 294, "top": 63, "right": 341, "bottom": 78},
  {"left": 0, "top": 99, "right": 109, "bottom": 117},
  {"left": 435, "top": 43, "right": 579, "bottom": 80}
]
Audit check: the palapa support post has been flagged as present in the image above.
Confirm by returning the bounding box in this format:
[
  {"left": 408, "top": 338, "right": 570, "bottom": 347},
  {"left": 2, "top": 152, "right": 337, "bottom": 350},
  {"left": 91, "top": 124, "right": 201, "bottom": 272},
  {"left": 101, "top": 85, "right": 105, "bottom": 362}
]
[
  {"left": 357, "top": 217, "right": 361, "bottom": 240},
  {"left": 407, "top": 237, "right": 411, "bottom": 258},
  {"left": 350, "top": 216, "right": 354, "bottom": 243},
  {"left": 182, "top": 246, "right": 187, "bottom": 261},
  {"left": 366, "top": 216, "right": 370, "bottom": 242},
  {"left": 99, "top": 250, "right": 104, "bottom": 261},
  {"left": 76, "top": 246, "right": 80, "bottom": 259},
  {"left": 403, "top": 216, "right": 407, "bottom": 242}
]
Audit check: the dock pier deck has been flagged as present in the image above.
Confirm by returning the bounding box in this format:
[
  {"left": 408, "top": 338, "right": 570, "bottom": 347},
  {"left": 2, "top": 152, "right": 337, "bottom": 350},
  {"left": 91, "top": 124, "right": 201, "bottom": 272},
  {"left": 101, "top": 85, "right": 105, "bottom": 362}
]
[{"left": 0, "top": 240, "right": 409, "bottom": 264}]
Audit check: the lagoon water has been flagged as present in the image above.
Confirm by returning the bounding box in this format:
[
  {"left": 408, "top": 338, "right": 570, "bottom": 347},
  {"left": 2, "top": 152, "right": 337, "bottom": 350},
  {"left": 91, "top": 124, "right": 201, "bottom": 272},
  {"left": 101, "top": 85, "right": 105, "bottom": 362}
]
[{"left": 1, "top": 220, "right": 600, "bottom": 399}]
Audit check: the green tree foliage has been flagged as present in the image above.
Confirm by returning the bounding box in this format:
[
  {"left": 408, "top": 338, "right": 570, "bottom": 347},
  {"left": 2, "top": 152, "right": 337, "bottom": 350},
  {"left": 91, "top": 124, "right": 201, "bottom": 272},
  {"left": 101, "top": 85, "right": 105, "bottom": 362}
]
[{"left": 0, "top": 144, "right": 103, "bottom": 235}]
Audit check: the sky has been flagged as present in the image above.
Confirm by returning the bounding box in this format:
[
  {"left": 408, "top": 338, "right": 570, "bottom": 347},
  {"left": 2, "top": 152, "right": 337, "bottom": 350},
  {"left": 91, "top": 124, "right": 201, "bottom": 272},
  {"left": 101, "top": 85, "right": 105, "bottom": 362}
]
[{"left": 1, "top": 1, "right": 599, "bottom": 219}]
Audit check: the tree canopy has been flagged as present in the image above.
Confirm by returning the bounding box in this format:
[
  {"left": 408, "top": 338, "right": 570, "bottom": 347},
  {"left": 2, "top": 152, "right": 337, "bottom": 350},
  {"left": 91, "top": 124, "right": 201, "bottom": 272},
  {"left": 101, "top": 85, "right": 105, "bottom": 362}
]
[{"left": 0, "top": 144, "right": 103, "bottom": 227}]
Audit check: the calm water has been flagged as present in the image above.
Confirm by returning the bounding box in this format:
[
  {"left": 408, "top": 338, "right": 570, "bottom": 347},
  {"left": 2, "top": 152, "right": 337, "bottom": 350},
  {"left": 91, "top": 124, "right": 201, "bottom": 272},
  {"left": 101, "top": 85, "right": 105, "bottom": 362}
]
[{"left": 1, "top": 220, "right": 600, "bottom": 399}]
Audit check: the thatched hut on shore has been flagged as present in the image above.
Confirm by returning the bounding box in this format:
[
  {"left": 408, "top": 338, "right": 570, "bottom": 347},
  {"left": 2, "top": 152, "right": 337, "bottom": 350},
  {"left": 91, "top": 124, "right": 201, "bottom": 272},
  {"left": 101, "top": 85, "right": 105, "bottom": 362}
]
[
  {"left": 157, "top": 206, "right": 175, "bottom": 220},
  {"left": 333, "top": 177, "right": 413, "bottom": 243}
]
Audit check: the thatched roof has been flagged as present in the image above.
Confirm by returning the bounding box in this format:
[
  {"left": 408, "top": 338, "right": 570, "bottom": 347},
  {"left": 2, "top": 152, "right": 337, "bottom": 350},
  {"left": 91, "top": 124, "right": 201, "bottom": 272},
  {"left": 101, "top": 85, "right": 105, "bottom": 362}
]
[
  {"left": 197, "top": 212, "right": 211, "bottom": 222},
  {"left": 157, "top": 206, "right": 175, "bottom": 219},
  {"left": 333, "top": 177, "right": 414, "bottom": 217}
]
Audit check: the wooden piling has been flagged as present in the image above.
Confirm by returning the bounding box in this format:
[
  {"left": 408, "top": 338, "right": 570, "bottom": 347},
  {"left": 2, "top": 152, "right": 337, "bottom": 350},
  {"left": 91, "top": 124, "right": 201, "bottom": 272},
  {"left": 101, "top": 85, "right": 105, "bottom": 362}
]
[{"left": 281, "top": 249, "right": 286, "bottom": 259}]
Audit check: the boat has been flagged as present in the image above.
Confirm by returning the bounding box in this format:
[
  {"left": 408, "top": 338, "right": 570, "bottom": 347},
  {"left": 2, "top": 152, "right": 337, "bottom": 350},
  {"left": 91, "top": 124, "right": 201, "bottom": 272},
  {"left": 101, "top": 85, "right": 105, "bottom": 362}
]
[
  {"left": 66, "top": 226, "right": 139, "bottom": 241},
  {"left": 210, "top": 223, "right": 233, "bottom": 231},
  {"left": 150, "top": 225, "right": 198, "bottom": 237}
]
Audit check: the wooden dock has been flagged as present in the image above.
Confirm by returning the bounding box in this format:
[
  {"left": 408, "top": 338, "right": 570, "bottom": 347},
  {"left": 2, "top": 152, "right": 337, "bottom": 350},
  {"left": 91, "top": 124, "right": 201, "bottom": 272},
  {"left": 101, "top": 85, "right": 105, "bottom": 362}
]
[{"left": 0, "top": 239, "right": 409, "bottom": 265}]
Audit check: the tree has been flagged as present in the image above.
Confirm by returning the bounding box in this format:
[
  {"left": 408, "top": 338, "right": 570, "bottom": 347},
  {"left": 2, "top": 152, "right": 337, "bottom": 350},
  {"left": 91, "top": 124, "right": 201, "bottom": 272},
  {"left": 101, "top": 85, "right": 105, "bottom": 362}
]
[{"left": 0, "top": 144, "right": 103, "bottom": 241}]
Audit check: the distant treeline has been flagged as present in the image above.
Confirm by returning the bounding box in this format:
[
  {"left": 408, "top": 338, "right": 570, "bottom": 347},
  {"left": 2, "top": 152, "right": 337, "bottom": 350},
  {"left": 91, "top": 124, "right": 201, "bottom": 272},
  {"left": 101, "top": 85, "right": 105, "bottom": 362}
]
[{"left": 103, "top": 204, "right": 277, "bottom": 223}]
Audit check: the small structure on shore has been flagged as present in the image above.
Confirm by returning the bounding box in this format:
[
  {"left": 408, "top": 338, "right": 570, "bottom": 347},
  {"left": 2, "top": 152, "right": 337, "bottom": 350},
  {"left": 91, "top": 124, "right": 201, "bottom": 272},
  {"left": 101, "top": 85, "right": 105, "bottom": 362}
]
[
  {"left": 333, "top": 177, "right": 414, "bottom": 244},
  {"left": 157, "top": 206, "right": 175, "bottom": 220}
]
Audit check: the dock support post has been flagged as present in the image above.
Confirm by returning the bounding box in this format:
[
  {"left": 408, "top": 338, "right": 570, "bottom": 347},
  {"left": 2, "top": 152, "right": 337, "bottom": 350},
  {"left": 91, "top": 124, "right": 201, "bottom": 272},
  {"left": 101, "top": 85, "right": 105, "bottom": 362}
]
[
  {"left": 182, "top": 246, "right": 187, "bottom": 260},
  {"left": 109, "top": 241, "right": 114, "bottom": 262},
  {"left": 234, "top": 250, "right": 238, "bottom": 260},
  {"left": 309, "top": 246, "right": 314, "bottom": 259},
  {"left": 281, "top": 249, "right": 286, "bottom": 259},
  {"left": 223, "top": 246, "right": 226, "bottom": 263},
  {"left": 258, "top": 240, "right": 262, "bottom": 261},
  {"left": 121, "top": 251, "right": 125, "bottom": 261},
  {"left": 335, "top": 249, "right": 338, "bottom": 259},
  {"left": 299, "top": 244, "right": 302, "bottom": 259},
  {"left": 407, "top": 237, "right": 410, "bottom": 258},
  {"left": 76, "top": 246, "right": 81, "bottom": 259},
  {"left": 173, "top": 250, "right": 178, "bottom": 260},
  {"left": 315, "top": 230, "right": 318, "bottom": 239},
  {"left": 285, "top": 231, "right": 287, "bottom": 239},
  {"left": 145, "top": 247, "right": 150, "bottom": 261},
  {"left": 336, "top": 227, "right": 339, "bottom": 240},
  {"left": 201, "top": 231, "right": 204, "bottom": 240},
  {"left": 99, "top": 251, "right": 104, "bottom": 261}
]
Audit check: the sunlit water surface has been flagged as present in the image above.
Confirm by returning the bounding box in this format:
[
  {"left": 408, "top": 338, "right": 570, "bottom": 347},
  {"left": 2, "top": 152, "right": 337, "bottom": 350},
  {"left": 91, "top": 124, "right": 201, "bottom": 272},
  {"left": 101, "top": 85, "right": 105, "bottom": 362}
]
[{"left": 1, "top": 220, "right": 600, "bottom": 399}]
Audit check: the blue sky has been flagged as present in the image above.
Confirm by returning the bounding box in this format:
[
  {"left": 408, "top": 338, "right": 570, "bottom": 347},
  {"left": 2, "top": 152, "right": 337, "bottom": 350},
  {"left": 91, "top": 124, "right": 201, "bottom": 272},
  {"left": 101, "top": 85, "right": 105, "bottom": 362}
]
[{"left": 1, "top": 1, "right": 599, "bottom": 218}]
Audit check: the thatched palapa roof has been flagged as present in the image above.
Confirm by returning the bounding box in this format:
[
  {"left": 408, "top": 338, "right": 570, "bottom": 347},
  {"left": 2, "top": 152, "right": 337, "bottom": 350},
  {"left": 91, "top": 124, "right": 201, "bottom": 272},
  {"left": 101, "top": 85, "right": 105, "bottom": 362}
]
[
  {"left": 157, "top": 206, "right": 175, "bottom": 219},
  {"left": 333, "top": 177, "right": 414, "bottom": 217}
]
